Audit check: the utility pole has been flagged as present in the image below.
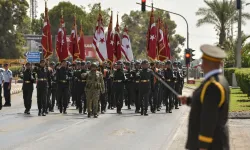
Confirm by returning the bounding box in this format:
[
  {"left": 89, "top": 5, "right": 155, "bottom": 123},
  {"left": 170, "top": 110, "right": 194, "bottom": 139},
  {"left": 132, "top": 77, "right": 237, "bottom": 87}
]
[{"left": 236, "top": 0, "right": 242, "bottom": 68}]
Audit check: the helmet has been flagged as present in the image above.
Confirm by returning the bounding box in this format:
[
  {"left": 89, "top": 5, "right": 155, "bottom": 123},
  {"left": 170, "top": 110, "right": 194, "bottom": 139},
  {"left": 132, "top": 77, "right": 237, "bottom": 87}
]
[
  {"left": 81, "top": 61, "right": 86, "bottom": 66},
  {"left": 49, "top": 61, "right": 55, "bottom": 66},
  {"left": 91, "top": 62, "right": 98, "bottom": 68},
  {"left": 142, "top": 59, "right": 149, "bottom": 64},
  {"left": 165, "top": 60, "right": 171, "bottom": 65}
]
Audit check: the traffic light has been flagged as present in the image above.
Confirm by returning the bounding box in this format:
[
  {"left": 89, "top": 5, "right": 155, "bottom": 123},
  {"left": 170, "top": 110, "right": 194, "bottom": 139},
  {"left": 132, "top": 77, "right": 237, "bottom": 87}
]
[
  {"left": 185, "top": 49, "right": 190, "bottom": 66},
  {"left": 190, "top": 49, "right": 195, "bottom": 62},
  {"left": 142, "top": 0, "right": 146, "bottom": 12},
  {"left": 236, "top": 0, "right": 241, "bottom": 9}
]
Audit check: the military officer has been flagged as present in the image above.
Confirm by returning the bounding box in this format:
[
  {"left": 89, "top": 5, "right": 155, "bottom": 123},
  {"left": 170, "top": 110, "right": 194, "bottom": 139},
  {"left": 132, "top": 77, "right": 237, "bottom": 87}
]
[
  {"left": 177, "top": 61, "right": 184, "bottom": 95},
  {"left": 56, "top": 60, "right": 70, "bottom": 114},
  {"left": 85, "top": 62, "right": 105, "bottom": 118},
  {"left": 124, "top": 62, "right": 133, "bottom": 109},
  {"left": 139, "top": 60, "right": 154, "bottom": 116},
  {"left": 33, "top": 60, "right": 51, "bottom": 116},
  {"left": 163, "top": 60, "right": 174, "bottom": 113},
  {"left": 20, "top": 62, "right": 35, "bottom": 114},
  {"left": 178, "top": 44, "right": 229, "bottom": 150},
  {"left": 112, "top": 61, "right": 125, "bottom": 114},
  {"left": 73, "top": 61, "right": 81, "bottom": 109},
  {"left": 47, "top": 62, "right": 57, "bottom": 112},
  {"left": 99, "top": 61, "right": 109, "bottom": 113}
]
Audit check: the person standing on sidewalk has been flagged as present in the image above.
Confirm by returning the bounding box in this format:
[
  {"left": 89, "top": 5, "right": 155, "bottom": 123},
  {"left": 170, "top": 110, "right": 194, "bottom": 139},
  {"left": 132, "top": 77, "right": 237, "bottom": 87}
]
[
  {"left": 3, "top": 64, "right": 13, "bottom": 107},
  {"left": 0, "top": 71, "right": 4, "bottom": 110},
  {"left": 178, "top": 44, "right": 230, "bottom": 150}
]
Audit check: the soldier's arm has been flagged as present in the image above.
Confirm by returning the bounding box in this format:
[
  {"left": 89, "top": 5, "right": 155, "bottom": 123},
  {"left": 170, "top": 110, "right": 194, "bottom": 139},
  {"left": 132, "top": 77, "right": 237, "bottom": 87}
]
[{"left": 199, "top": 80, "right": 225, "bottom": 149}]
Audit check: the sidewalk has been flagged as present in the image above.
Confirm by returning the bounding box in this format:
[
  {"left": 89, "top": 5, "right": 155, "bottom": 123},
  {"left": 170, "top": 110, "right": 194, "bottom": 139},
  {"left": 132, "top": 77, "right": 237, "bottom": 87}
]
[
  {"left": 1, "top": 83, "right": 23, "bottom": 95},
  {"left": 167, "top": 109, "right": 250, "bottom": 150}
]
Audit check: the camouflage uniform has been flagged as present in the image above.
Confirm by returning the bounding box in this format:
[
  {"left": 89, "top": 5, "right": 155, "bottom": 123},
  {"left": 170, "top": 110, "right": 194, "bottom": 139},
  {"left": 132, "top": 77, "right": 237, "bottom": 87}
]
[{"left": 85, "top": 63, "right": 105, "bottom": 118}]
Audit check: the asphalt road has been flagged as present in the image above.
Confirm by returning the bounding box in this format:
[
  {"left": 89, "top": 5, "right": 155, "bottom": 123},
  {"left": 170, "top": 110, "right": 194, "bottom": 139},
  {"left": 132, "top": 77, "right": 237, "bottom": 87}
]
[{"left": 0, "top": 88, "right": 193, "bottom": 150}]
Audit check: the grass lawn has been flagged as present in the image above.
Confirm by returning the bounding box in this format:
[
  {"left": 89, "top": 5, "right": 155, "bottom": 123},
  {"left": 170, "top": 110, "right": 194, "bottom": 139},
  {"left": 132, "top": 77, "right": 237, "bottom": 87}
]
[{"left": 230, "top": 88, "right": 250, "bottom": 112}]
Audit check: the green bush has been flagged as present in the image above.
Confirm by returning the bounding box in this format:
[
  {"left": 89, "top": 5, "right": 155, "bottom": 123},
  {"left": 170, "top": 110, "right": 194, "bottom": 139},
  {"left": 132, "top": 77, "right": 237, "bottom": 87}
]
[
  {"left": 9, "top": 66, "right": 22, "bottom": 77},
  {"left": 235, "top": 68, "right": 250, "bottom": 94},
  {"left": 224, "top": 68, "right": 236, "bottom": 86}
]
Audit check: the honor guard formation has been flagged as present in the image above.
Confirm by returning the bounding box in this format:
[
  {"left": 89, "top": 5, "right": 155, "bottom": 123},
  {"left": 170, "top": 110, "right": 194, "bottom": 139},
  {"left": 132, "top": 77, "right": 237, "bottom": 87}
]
[{"left": 16, "top": 59, "right": 184, "bottom": 117}]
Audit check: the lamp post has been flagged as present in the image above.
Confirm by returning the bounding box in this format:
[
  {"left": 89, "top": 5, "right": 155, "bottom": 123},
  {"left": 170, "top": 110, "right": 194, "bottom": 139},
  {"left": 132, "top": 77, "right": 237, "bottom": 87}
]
[{"left": 136, "top": 2, "right": 190, "bottom": 81}]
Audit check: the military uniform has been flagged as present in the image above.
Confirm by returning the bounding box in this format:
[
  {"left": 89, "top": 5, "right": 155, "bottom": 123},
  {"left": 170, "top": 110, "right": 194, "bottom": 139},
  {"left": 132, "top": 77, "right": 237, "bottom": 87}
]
[
  {"left": 56, "top": 60, "right": 70, "bottom": 114},
  {"left": 124, "top": 62, "right": 133, "bottom": 109},
  {"left": 184, "top": 44, "right": 230, "bottom": 150},
  {"left": 131, "top": 61, "right": 141, "bottom": 113},
  {"left": 163, "top": 60, "right": 174, "bottom": 113},
  {"left": 47, "top": 62, "right": 57, "bottom": 112},
  {"left": 33, "top": 60, "right": 51, "bottom": 116},
  {"left": 112, "top": 61, "right": 125, "bottom": 114},
  {"left": 139, "top": 60, "right": 154, "bottom": 116},
  {"left": 78, "top": 61, "right": 88, "bottom": 114},
  {"left": 100, "top": 62, "right": 110, "bottom": 113},
  {"left": 86, "top": 63, "right": 105, "bottom": 118},
  {"left": 20, "top": 63, "right": 35, "bottom": 114},
  {"left": 173, "top": 62, "right": 182, "bottom": 109}
]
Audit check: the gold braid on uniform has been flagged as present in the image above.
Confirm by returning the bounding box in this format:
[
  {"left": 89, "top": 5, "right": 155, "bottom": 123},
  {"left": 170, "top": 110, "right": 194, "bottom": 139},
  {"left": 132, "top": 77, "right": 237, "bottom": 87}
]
[{"left": 200, "top": 77, "right": 225, "bottom": 108}]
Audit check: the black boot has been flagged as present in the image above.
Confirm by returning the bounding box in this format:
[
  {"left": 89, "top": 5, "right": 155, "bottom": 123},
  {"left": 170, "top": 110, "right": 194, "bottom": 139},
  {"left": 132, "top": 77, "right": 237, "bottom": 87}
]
[
  {"left": 144, "top": 111, "right": 148, "bottom": 116},
  {"left": 38, "top": 110, "right": 42, "bottom": 116},
  {"left": 42, "top": 112, "right": 46, "bottom": 116}
]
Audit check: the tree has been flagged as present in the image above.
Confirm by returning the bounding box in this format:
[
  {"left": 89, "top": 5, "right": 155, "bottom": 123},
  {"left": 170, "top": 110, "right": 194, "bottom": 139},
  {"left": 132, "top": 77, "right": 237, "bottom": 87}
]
[
  {"left": 0, "top": 0, "right": 29, "bottom": 58},
  {"left": 196, "top": 0, "right": 250, "bottom": 47},
  {"left": 121, "top": 10, "right": 185, "bottom": 59}
]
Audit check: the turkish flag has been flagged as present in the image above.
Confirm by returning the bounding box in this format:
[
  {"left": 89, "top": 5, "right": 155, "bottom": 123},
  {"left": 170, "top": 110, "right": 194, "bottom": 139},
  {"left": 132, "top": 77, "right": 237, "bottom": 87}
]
[
  {"left": 157, "top": 18, "right": 167, "bottom": 61},
  {"left": 113, "top": 14, "right": 122, "bottom": 61},
  {"left": 78, "top": 24, "right": 86, "bottom": 60},
  {"left": 41, "top": 4, "right": 53, "bottom": 59},
  {"left": 147, "top": 7, "right": 157, "bottom": 61},
  {"left": 164, "top": 24, "right": 171, "bottom": 60},
  {"left": 56, "top": 16, "right": 68, "bottom": 62},
  {"left": 69, "top": 16, "right": 80, "bottom": 61},
  {"left": 106, "top": 11, "right": 114, "bottom": 63}
]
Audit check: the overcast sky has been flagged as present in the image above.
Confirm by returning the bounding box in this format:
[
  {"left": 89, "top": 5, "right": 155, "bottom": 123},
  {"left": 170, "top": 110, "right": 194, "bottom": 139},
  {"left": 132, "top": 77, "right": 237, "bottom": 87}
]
[{"left": 34, "top": 0, "right": 250, "bottom": 59}]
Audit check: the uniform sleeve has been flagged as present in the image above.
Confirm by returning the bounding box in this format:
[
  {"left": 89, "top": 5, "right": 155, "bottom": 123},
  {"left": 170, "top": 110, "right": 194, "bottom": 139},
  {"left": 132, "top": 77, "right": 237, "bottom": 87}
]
[
  {"left": 9, "top": 70, "right": 13, "bottom": 79},
  {"left": 199, "top": 81, "right": 225, "bottom": 149}
]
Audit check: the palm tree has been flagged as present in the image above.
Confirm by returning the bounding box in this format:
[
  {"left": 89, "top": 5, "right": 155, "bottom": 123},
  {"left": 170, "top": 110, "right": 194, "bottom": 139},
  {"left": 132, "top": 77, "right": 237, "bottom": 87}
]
[{"left": 196, "top": 0, "right": 250, "bottom": 46}]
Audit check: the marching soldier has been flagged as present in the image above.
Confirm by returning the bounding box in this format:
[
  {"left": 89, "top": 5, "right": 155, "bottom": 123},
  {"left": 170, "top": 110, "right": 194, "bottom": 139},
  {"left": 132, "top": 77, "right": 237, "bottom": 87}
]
[
  {"left": 173, "top": 61, "right": 182, "bottom": 109},
  {"left": 177, "top": 62, "right": 184, "bottom": 95},
  {"left": 20, "top": 62, "right": 36, "bottom": 114},
  {"left": 163, "top": 60, "right": 174, "bottom": 113},
  {"left": 106, "top": 61, "right": 113, "bottom": 110},
  {"left": 85, "top": 62, "right": 105, "bottom": 118},
  {"left": 73, "top": 62, "right": 81, "bottom": 109},
  {"left": 33, "top": 60, "right": 51, "bottom": 116},
  {"left": 79, "top": 61, "right": 88, "bottom": 114},
  {"left": 124, "top": 62, "right": 133, "bottom": 109},
  {"left": 71, "top": 63, "right": 76, "bottom": 106},
  {"left": 150, "top": 62, "right": 160, "bottom": 113},
  {"left": 131, "top": 60, "right": 141, "bottom": 113},
  {"left": 178, "top": 44, "right": 229, "bottom": 150},
  {"left": 100, "top": 62, "right": 109, "bottom": 113},
  {"left": 112, "top": 61, "right": 125, "bottom": 114},
  {"left": 56, "top": 60, "right": 70, "bottom": 114},
  {"left": 139, "top": 60, "right": 154, "bottom": 116},
  {"left": 48, "top": 62, "right": 57, "bottom": 112}
]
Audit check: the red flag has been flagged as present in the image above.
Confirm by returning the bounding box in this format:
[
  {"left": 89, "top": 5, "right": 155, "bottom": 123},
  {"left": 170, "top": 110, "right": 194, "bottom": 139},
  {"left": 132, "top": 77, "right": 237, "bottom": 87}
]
[
  {"left": 106, "top": 11, "right": 114, "bottom": 63},
  {"left": 69, "top": 15, "right": 80, "bottom": 61},
  {"left": 164, "top": 24, "right": 171, "bottom": 60},
  {"left": 56, "top": 14, "right": 68, "bottom": 62},
  {"left": 157, "top": 18, "right": 167, "bottom": 61},
  {"left": 41, "top": 2, "right": 53, "bottom": 59},
  {"left": 78, "top": 24, "right": 86, "bottom": 61},
  {"left": 147, "top": 7, "right": 157, "bottom": 61},
  {"left": 113, "top": 14, "right": 122, "bottom": 61}
]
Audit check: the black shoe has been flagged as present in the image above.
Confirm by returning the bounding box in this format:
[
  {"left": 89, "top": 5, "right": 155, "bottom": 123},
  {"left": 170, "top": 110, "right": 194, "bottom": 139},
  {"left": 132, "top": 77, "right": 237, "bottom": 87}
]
[
  {"left": 135, "top": 110, "right": 139, "bottom": 113},
  {"left": 108, "top": 105, "right": 111, "bottom": 109},
  {"left": 175, "top": 107, "right": 179, "bottom": 109},
  {"left": 179, "top": 103, "right": 182, "bottom": 106},
  {"left": 51, "top": 108, "right": 54, "bottom": 112},
  {"left": 45, "top": 111, "right": 49, "bottom": 114},
  {"left": 38, "top": 110, "right": 42, "bottom": 116},
  {"left": 24, "top": 109, "right": 28, "bottom": 114},
  {"left": 42, "top": 112, "right": 46, "bottom": 116},
  {"left": 157, "top": 108, "right": 160, "bottom": 111},
  {"left": 94, "top": 114, "right": 98, "bottom": 118},
  {"left": 141, "top": 110, "right": 143, "bottom": 115},
  {"left": 27, "top": 110, "right": 30, "bottom": 114},
  {"left": 144, "top": 112, "right": 148, "bottom": 116},
  {"left": 169, "top": 110, "right": 172, "bottom": 113},
  {"left": 128, "top": 107, "right": 131, "bottom": 110},
  {"left": 63, "top": 111, "right": 67, "bottom": 114},
  {"left": 3, "top": 103, "right": 11, "bottom": 107},
  {"left": 88, "top": 114, "right": 91, "bottom": 118},
  {"left": 101, "top": 111, "right": 105, "bottom": 114}
]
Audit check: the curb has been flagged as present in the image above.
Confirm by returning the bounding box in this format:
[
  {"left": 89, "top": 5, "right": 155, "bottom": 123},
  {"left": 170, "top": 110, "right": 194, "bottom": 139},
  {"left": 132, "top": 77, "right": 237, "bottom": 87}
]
[{"left": 11, "top": 88, "right": 22, "bottom": 95}]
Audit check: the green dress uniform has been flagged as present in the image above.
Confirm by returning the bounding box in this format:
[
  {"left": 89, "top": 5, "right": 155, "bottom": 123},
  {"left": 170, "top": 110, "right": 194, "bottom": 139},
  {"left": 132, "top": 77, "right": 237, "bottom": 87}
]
[
  {"left": 85, "top": 63, "right": 105, "bottom": 118},
  {"left": 185, "top": 44, "right": 230, "bottom": 150}
]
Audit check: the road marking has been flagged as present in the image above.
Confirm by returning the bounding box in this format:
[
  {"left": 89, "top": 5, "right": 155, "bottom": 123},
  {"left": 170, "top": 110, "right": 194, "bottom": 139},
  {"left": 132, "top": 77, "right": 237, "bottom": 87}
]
[
  {"left": 36, "top": 135, "right": 48, "bottom": 142},
  {"left": 35, "top": 120, "right": 86, "bottom": 142}
]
